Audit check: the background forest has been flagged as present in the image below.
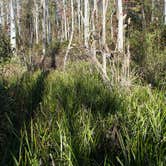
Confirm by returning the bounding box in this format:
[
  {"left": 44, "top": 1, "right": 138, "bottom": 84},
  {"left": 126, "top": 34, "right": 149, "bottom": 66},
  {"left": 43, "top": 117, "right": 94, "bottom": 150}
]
[{"left": 0, "top": 0, "right": 166, "bottom": 165}]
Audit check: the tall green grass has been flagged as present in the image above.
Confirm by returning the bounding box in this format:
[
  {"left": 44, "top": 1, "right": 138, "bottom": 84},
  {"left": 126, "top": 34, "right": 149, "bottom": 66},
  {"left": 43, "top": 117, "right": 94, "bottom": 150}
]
[
  {"left": 0, "top": 62, "right": 165, "bottom": 165},
  {"left": 0, "top": 70, "right": 48, "bottom": 165}
]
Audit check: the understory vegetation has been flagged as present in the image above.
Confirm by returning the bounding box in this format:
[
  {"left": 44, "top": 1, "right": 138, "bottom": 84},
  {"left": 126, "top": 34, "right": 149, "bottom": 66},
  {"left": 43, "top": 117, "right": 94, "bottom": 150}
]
[{"left": 0, "top": 63, "right": 165, "bottom": 166}]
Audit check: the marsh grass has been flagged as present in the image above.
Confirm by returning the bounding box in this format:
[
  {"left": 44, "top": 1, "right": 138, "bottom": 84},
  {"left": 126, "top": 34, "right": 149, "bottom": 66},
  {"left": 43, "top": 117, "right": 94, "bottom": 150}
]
[{"left": 0, "top": 62, "right": 165, "bottom": 165}]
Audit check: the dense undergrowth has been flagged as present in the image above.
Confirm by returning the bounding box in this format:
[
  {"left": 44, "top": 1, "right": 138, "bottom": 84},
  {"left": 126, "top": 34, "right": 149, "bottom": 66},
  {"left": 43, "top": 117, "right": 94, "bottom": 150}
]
[{"left": 0, "top": 62, "right": 165, "bottom": 166}]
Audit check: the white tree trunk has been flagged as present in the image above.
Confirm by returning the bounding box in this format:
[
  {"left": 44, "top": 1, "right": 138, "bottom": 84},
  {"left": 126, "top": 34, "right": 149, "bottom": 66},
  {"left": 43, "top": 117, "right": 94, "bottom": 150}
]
[
  {"left": 84, "top": 0, "right": 89, "bottom": 48},
  {"left": 46, "top": 0, "right": 51, "bottom": 43},
  {"left": 102, "top": 0, "right": 106, "bottom": 46},
  {"left": 102, "top": 0, "right": 108, "bottom": 75},
  {"left": 34, "top": 0, "right": 39, "bottom": 44},
  {"left": 0, "top": 1, "right": 4, "bottom": 29},
  {"left": 7, "top": 2, "right": 10, "bottom": 35},
  {"left": 64, "top": 0, "right": 74, "bottom": 69},
  {"left": 42, "top": 0, "right": 47, "bottom": 56},
  {"left": 10, "top": 0, "right": 16, "bottom": 50},
  {"left": 117, "top": 0, "right": 123, "bottom": 52},
  {"left": 0, "top": 2, "right": 2, "bottom": 28},
  {"left": 77, "top": 0, "right": 81, "bottom": 38},
  {"left": 164, "top": 0, "right": 166, "bottom": 24},
  {"left": 91, "top": 0, "right": 97, "bottom": 57}
]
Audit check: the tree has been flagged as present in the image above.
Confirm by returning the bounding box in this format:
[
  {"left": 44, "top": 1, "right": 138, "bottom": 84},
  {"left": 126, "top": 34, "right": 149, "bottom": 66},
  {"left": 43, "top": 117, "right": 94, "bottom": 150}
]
[
  {"left": 116, "top": 0, "right": 124, "bottom": 52},
  {"left": 34, "top": 0, "right": 39, "bottom": 44},
  {"left": 164, "top": 0, "right": 166, "bottom": 24},
  {"left": 42, "top": 0, "right": 47, "bottom": 56},
  {"left": 10, "top": 0, "right": 16, "bottom": 50},
  {"left": 84, "top": 0, "right": 89, "bottom": 48}
]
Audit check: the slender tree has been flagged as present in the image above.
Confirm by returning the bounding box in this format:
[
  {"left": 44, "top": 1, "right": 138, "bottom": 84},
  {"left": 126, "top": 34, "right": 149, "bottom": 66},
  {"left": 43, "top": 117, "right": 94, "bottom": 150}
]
[
  {"left": 42, "top": 0, "right": 47, "bottom": 56},
  {"left": 16, "top": 0, "right": 21, "bottom": 36},
  {"left": 102, "top": 0, "right": 109, "bottom": 75},
  {"left": 0, "top": 1, "right": 3, "bottom": 29},
  {"left": 63, "top": 0, "right": 68, "bottom": 40},
  {"left": 164, "top": 0, "right": 166, "bottom": 24},
  {"left": 34, "top": 0, "right": 39, "bottom": 44},
  {"left": 116, "top": 0, "right": 123, "bottom": 52},
  {"left": 84, "top": 0, "right": 89, "bottom": 48},
  {"left": 10, "top": 0, "right": 16, "bottom": 50},
  {"left": 64, "top": 0, "right": 74, "bottom": 69}
]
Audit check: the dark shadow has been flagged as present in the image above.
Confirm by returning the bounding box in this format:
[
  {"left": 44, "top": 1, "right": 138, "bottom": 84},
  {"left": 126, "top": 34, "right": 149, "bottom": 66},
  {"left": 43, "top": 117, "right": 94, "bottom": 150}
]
[
  {"left": 50, "top": 41, "right": 60, "bottom": 69},
  {"left": 0, "top": 71, "right": 49, "bottom": 165}
]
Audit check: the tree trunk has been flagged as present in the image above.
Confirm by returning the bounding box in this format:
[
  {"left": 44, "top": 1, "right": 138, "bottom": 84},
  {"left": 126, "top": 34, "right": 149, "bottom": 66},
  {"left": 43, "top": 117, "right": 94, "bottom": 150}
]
[
  {"left": 63, "top": 0, "right": 68, "bottom": 40},
  {"left": 151, "top": 0, "right": 155, "bottom": 22},
  {"left": 16, "top": 0, "right": 21, "bottom": 36},
  {"left": 164, "top": 0, "right": 166, "bottom": 24},
  {"left": 0, "top": 1, "right": 4, "bottom": 29},
  {"left": 10, "top": 0, "right": 16, "bottom": 50},
  {"left": 34, "top": 0, "right": 39, "bottom": 44},
  {"left": 91, "top": 0, "right": 97, "bottom": 57},
  {"left": 77, "top": 0, "right": 81, "bottom": 38},
  {"left": 41, "top": 0, "right": 47, "bottom": 59},
  {"left": 102, "top": 0, "right": 106, "bottom": 46},
  {"left": 102, "top": 0, "right": 108, "bottom": 75},
  {"left": 0, "top": 2, "right": 2, "bottom": 29},
  {"left": 84, "top": 0, "right": 89, "bottom": 48},
  {"left": 116, "top": 0, "right": 123, "bottom": 52},
  {"left": 63, "top": 0, "right": 74, "bottom": 69},
  {"left": 46, "top": 0, "right": 51, "bottom": 44}
]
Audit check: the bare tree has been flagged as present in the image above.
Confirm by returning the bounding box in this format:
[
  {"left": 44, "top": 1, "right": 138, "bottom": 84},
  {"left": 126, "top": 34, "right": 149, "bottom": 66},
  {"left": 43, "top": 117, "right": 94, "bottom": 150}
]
[
  {"left": 84, "top": 0, "right": 89, "bottom": 48},
  {"left": 164, "top": 0, "right": 166, "bottom": 24},
  {"left": 116, "top": 0, "right": 123, "bottom": 52},
  {"left": 64, "top": 0, "right": 74, "bottom": 69},
  {"left": 16, "top": 0, "right": 21, "bottom": 36},
  {"left": 0, "top": 1, "right": 4, "bottom": 29},
  {"left": 63, "top": 0, "right": 68, "bottom": 40},
  {"left": 34, "top": 0, "right": 39, "bottom": 44},
  {"left": 10, "top": 0, "right": 16, "bottom": 50},
  {"left": 42, "top": 0, "right": 47, "bottom": 57},
  {"left": 102, "top": 0, "right": 109, "bottom": 76}
]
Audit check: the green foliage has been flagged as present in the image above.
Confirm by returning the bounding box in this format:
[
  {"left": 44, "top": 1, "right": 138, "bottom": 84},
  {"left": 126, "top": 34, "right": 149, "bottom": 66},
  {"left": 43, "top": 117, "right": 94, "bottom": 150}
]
[
  {"left": 130, "top": 26, "right": 166, "bottom": 89},
  {"left": 0, "top": 63, "right": 166, "bottom": 165},
  {"left": 0, "top": 70, "right": 48, "bottom": 165},
  {"left": 117, "top": 86, "right": 166, "bottom": 166},
  {"left": 0, "top": 33, "right": 12, "bottom": 63}
]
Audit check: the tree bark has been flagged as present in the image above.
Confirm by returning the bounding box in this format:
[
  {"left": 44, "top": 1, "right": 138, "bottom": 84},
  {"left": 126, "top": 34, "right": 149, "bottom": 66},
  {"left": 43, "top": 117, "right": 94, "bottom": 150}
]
[
  {"left": 34, "top": 0, "right": 39, "bottom": 44},
  {"left": 42, "top": 0, "right": 47, "bottom": 56},
  {"left": 0, "top": 1, "right": 4, "bottom": 29},
  {"left": 164, "top": 0, "right": 166, "bottom": 24},
  {"left": 63, "top": 0, "right": 68, "bottom": 40},
  {"left": 10, "top": 0, "right": 16, "bottom": 50},
  {"left": 102, "top": 0, "right": 108, "bottom": 75},
  {"left": 116, "top": 0, "right": 123, "bottom": 52},
  {"left": 63, "top": 0, "right": 74, "bottom": 69},
  {"left": 16, "top": 0, "right": 21, "bottom": 36},
  {"left": 84, "top": 0, "right": 89, "bottom": 48},
  {"left": 151, "top": 0, "right": 155, "bottom": 22}
]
